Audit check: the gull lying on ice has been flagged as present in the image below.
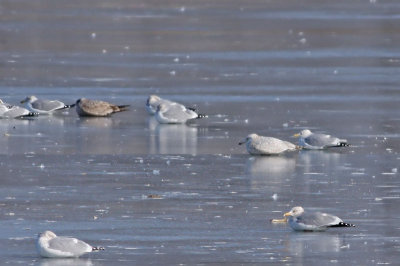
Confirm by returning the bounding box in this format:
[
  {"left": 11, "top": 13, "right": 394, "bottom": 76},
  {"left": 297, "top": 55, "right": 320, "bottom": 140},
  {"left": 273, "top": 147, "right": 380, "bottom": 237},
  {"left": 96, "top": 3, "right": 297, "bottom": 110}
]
[
  {"left": 0, "top": 99, "right": 37, "bottom": 118},
  {"left": 284, "top": 206, "right": 355, "bottom": 232},
  {"left": 155, "top": 103, "right": 206, "bottom": 124},
  {"left": 36, "top": 230, "right": 104, "bottom": 258},
  {"left": 146, "top": 95, "right": 196, "bottom": 115},
  {"left": 293, "top": 129, "right": 349, "bottom": 149},
  {"left": 76, "top": 98, "right": 129, "bottom": 117},
  {"left": 239, "top": 133, "right": 299, "bottom": 155},
  {"left": 21, "top": 95, "right": 75, "bottom": 114}
]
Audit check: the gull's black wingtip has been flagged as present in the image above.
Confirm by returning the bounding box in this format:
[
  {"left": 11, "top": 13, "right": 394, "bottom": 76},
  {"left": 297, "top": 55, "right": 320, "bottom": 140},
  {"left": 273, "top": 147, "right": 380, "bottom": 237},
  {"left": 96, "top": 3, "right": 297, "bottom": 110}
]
[
  {"left": 65, "top": 103, "right": 76, "bottom": 108},
  {"left": 18, "top": 112, "right": 39, "bottom": 118},
  {"left": 116, "top": 105, "right": 130, "bottom": 112},
  {"left": 330, "top": 222, "right": 355, "bottom": 228}
]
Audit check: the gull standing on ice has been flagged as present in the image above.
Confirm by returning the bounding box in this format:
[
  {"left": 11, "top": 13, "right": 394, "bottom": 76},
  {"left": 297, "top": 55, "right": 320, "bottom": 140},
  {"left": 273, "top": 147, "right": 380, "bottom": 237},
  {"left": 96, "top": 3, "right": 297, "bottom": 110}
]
[
  {"left": 76, "top": 98, "right": 129, "bottom": 117},
  {"left": 36, "top": 230, "right": 104, "bottom": 258},
  {"left": 284, "top": 206, "right": 355, "bottom": 232},
  {"left": 146, "top": 95, "right": 196, "bottom": 115},
  {"left": 20, "top": 95, "right": 75, "bottom": 114},
  {"left": 239, "top": 133, "right": 299, "bottom": 155},
  {"left": 0, "top": 99, "right": 37, "bottom": 118},
  {"left": 293, "top": 129, "right": 349, "bottom": 149},
  {"left": 155, "top": 103, "right": 206, "bottom": 124}
]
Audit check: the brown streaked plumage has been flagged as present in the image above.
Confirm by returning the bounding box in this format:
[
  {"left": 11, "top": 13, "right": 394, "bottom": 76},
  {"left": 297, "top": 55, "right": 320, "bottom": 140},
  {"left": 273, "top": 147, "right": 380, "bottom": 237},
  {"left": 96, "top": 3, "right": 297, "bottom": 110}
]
[{"left": 76, "top": 98, "right": 129, "bottom": 117}]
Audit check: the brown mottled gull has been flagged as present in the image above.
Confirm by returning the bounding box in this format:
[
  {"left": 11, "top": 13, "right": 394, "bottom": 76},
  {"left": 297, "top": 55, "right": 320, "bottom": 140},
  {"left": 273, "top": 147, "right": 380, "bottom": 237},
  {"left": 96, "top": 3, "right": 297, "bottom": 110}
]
[{"left": 76, "top": 98, "right": 129, "bottom": 117}]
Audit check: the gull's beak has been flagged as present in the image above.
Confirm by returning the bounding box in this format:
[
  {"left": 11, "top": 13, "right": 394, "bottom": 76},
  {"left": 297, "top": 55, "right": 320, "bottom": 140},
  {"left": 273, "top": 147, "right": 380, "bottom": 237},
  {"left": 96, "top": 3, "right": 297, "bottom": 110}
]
[
  {"left": 292, "top": 133, "right": 300, "bottom": 138},
  {"left": 238, "top": 139, "right": 246, "bottom": 145},
  {"left": 284, "top": 212, "right": 292, "bottom": 217},
  {"left": 20, "top": 99, "right": 27, "bottom": 104}
]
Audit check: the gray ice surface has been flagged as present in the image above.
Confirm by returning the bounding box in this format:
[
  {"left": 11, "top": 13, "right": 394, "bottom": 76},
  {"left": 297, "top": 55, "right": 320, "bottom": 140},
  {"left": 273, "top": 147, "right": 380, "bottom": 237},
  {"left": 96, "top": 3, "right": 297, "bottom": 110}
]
[{"left": 1, "top": 0, "right": 400, "bottom": 265}]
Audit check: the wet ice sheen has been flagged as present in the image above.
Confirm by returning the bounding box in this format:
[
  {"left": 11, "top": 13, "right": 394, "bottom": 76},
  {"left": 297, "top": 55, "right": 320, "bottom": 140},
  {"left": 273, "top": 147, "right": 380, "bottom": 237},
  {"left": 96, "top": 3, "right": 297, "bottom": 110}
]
[{"left": 1, "top": 0, "right": 400, "bottom": 265}]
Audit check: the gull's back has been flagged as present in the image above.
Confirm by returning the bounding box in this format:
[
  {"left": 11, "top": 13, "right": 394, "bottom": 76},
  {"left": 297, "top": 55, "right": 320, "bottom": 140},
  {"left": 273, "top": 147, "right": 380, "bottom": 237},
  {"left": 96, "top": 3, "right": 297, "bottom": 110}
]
[
  {"left": 295, "top": 211, "right": 342, "bottom": 228},
  {"left": 32, "top": 99, "right": 64, "bottom": 111},
  {"left": 250, "top": 136, "right": 296, "bottom": 155},
  {"left": 303, "top": 133, "right": 340, "bottom": 148},
  {"left": 47, "top": 236, "right": 92, "bottom": 256},
  {"left": 157, "top": 103, "right": 198, "bottom": 123}
]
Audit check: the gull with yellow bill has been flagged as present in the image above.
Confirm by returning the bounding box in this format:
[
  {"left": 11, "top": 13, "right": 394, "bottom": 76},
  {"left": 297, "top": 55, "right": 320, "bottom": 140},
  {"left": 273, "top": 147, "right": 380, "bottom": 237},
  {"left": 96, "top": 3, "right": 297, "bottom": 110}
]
[{"left": 283, "top": 206, "right": 355, "bottom": 232}]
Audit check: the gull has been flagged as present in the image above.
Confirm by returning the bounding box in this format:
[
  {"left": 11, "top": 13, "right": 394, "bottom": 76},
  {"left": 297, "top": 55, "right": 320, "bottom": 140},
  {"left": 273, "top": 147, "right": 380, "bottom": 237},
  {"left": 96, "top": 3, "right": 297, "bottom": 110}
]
[
  {"left": 20, "top": 95, "right": 75, "bottom": 114},
  {"left": 0, "top": 99, "right": 38, "bottom": 118},
  {"left": 76, "top": 98, "right": 129, "bottom": 117},
  {"left": 155, "top": 103, "right": 206, "bottom": 124},
  {"left": 239, "top": 133, "right": 300, "bottom": 155},
  {"left": 36, "top": 230, "right": 104, "bottom": 258},
  {"left": 146, "top": 95, "right": 196, "bottom": 115},
  {"left": 293, "top": 129, "right": 349, "bottom": 149},
  {"left": 284, "top": 206, "right": 355, "bottom": 231}
]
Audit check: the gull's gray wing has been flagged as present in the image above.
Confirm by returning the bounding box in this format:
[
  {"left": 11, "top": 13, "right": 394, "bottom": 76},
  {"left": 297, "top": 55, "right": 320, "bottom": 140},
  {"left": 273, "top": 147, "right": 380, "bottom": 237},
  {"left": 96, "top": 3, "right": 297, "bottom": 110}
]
[
  {"left": 3, "top": 106, "right": 30, "bottom": 118},
  {"left": 163, "top": 104, "right": 198, "bottom": 122},
  {"left": 32, "top": 99, "right": 65, "bottom": 111},
  {"left": 48, "top": 237, "right": 92, "bottom": 255},
  {"left": 304, "top": 133, "right": 341, "bottom": 147},
  {"left": 297, "top": 211, "right": 342, "bottom": 227}
]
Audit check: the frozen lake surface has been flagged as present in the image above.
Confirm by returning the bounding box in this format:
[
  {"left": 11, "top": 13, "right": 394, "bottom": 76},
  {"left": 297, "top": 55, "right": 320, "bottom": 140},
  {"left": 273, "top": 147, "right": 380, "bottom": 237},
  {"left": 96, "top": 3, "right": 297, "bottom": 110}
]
[{"left": 0, "top": 0, "right": 400, "bottom": 265}]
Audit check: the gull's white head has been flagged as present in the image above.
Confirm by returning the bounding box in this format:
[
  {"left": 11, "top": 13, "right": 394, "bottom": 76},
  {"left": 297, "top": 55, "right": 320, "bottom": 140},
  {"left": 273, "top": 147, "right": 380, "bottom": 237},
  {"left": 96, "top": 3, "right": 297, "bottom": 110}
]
[
  {"left": 293, "top": 129, "right": 312, "bottom": 138},
  {"left": 239, "top": 133, "right": 258, "bottom": 145},
  {"left": 284, "top": 206, "right": 305, "bottom": 218},
  {"left": 38, "top": 230, "right": 57, "bottom": 240},
  {"left": 147, "top": 95, "right": 161, "bottom": 106},
  {"left": 21, "top": 95, "right": 38, "bottom": 104}
]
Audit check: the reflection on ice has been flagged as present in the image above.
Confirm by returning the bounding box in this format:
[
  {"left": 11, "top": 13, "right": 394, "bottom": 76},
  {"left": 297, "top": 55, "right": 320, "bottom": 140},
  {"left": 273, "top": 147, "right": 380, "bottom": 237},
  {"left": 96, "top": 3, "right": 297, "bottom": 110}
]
[
  {"left": 246, "top": 156, "right": 296, "bottom": 190},
  {"left": 39, "top": 258, "right": 93, "bottom": 266},
  {"left": 286, "top": 233, "right": 347, "bottom": 256},
  {"left": 0, "top": 117, "right": 61, "bottom": 155},
  {"left": 75, "top": 116, "right": 131, "bottom": 153},
  {"left": 1, "top": 0, "right": 400, "bottom": 263},
  {"left": 147, "top": 116, "right": 159, "bottom": 132},
  {"left": 0, "top": 118, "right": 31, "bottom": 131},
  {"left": 78, "top": 117, "right": 115, "bottom": 128},
  {"left": 148, "top": 117, "right": 198, "bottom": 154},
  {"left": 35, "top": 115, "right": 66, "bottom": 126},
  {"left": 298, "top": 150, "right": 344, "bottom": 173}
]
